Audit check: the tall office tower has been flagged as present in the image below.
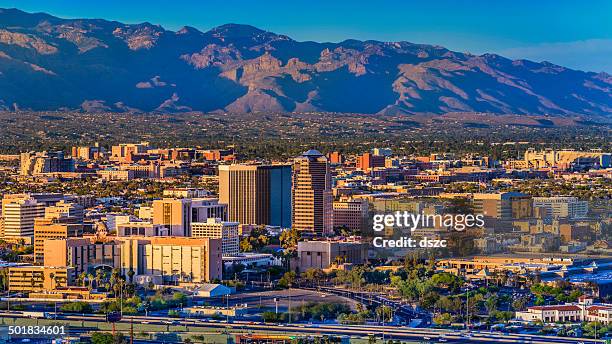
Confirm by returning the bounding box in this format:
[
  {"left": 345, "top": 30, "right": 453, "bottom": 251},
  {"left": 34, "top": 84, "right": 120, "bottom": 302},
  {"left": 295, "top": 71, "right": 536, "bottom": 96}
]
[
  {"left": 1, "top": 196, "right": 46, "bottom": 243},
  {"left": 218, "top": 164, "right": 291, "bottom": 228},
  {"left": 152, "top": 198, "right": 192, "bottom": 236},
  {"left": 292, "top": 150, "right": 333, "bottom": 236},
  {"left": 191, "top": 218, "right": 240, "bottom": 256}
]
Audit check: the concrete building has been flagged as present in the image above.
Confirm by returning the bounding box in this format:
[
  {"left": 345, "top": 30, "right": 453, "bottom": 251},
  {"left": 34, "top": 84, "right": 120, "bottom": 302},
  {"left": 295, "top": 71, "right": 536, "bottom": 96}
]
[
  {"left": 34, "top": 217, "right": 83, "bottom": 263},
  {"left": 473, "top": 192, "right": 532, "bottom": 220},
  {"left": 533, "top": 197, "right": 588, "bottom": 219},
  {"left": 333, "top": 198, "right": 369, "bottom": 233},
  {"left": 71, "top": 145, "right": 102, "bottom": 161},
  {"left": 121, "top": 237, "right": 222, "bottom": 284},
  {"left": 163, "top": 188, "right": 210, "bottom": 199},
  {"left": 116, "top": 221, "right": 169, "bottom": 237},
  {"left": 44, "top": 200, "right": 84, "bottom": 223},
  {"left": 45, "top": 236, "right": 222, "bottom": 284},
  {"left": 356, "top": 153, "right": 385, "bottom": 172},
  {"left": 110, "top": 142, "right": 149, "bottom": 162},
  {"left": 98, "top": 169, "right": 134, "bottom": 181},
  {"left": 292, "top": 150, "right": 333, "bottom": 236},
  {"left": 219, "top": 164, "right": 291, "bottom": 228},
  {"left": 8, "top": 266, "right": 74, "bottom": 293},
  {"left": 191, "top": 218, "right": 240, "bottom": 256},
  {"left": 44, "top": 237, "right": 121, "bottom": 274},
  {"left": 20, "top": 151, "right": 74, "bottom": 176},
  {"left": 296, "top": 240, "right": 365, "bottom": 271},
  {"left": 152, "top": 198, "right": 192, "bottom": 236},
  {"left": 1, "top": 196, "right": 45, "bottom": 243},
  {"left": 523, "top": 148, "right": 611, "bottom": 169},
  {"left": 191, "top": 198, "right": 228, "bottom": 222}
]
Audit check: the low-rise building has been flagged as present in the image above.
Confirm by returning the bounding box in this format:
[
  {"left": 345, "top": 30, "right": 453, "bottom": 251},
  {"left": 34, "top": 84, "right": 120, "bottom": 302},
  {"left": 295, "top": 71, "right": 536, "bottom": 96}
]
[
  {"left": 296, "top": 239, "right": 365, "bottom": 271},
  {"left": 8, "top": 266, "right": 74, "bottom": 293}
]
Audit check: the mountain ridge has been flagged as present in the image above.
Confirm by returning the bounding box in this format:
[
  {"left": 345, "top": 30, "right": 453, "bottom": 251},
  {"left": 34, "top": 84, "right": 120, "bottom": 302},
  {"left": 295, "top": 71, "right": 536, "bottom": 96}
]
[{"left": 0, "top": 8, "right": 610, "bottom": 115}]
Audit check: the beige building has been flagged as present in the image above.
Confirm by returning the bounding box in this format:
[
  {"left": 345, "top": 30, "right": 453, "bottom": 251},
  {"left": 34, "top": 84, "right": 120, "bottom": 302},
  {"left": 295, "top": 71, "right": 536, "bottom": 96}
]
[
  {"left": 98, "top": 169, "right": 134, "bottom": 181},
  {"left": 117, "top": 221, "right": 169, "bottom": 237},
  {"left": 44, "top": 237, "right": 121, "bottom": 274},
  {"left": 533, "top": 196, "right": 588, "bottom": 219},
  {"left": 292, "top": 150, "right": 333, "bottom": 235},
  {"left": 523, "top": 148, "right": 611, "bottom": 169},
  {"left": 191, "top": 218, "right": 239, "bottom": 256},
  {"left": 120, "top": 237, "right": 222, "bottom": 283},
  {"left": 44, "top": 200, "right": 84, "bottom": 223},
  {"left": 34, "top": 217, "right": 83, "bottom": 263},
  {"left": 296, "top": 240, "right": 365, "bottom": 271},
  {"left": 1, "top": 195, "right": 46, "bottom": 243},
  {"left": 152, "top": 198, "right": 192, "bottom": 236},
  {"left": 8, "top": 265, "right": 74, "bottom": 293},
  {"left": 192, "top": 198, "right": 228, "bottom": 222},
  {"left": 45, "top": 236, "right": 222, "bottom": 284},
  {"left": 473, "top": 192, "right": 532, "bottom": 220},
  {"left": 110, "top": 142, "right": 148, "bottom": 162}
]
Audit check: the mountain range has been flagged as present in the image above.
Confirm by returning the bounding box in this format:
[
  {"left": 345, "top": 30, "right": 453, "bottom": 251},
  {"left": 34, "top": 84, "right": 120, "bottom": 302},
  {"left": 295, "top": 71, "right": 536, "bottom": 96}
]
[{"left": 0, "top": 8, "right": 611, "bottom": 115}]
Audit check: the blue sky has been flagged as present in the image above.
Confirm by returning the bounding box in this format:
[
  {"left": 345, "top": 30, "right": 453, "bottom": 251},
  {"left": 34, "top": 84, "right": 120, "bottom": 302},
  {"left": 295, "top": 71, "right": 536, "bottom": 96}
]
[{"left": 4, "top": 0, "right": 612, "bottom": 72}]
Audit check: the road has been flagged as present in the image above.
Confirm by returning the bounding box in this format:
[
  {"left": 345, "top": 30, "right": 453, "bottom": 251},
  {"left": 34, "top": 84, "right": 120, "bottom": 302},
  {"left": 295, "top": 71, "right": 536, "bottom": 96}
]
[{"left": 0, "top": 311, "right": 604, "bottom": 343}]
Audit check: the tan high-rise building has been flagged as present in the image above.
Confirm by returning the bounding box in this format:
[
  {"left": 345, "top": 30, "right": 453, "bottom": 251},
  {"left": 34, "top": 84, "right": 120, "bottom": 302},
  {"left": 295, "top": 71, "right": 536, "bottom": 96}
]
[
  {"left": 1, "top": 196, "right": 46, "bottom": 243},
  {"left": 152, "top": 198, "right": 192, "bottom": 236},
  {"left": 292, "top": 150, "right": 333, "bottom": 236},
  {"left": 34, "top": 217, "right": 83, "bottom": 263},
  {"left": 218, "top": 164, "right": 291, "bottom": 227}
]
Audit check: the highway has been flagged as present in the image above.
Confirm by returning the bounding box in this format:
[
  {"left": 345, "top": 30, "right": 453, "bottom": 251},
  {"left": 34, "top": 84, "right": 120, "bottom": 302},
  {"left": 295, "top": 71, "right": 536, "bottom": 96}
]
[{"left": 0, "top": 311, "right": 604, "bottom": 343}]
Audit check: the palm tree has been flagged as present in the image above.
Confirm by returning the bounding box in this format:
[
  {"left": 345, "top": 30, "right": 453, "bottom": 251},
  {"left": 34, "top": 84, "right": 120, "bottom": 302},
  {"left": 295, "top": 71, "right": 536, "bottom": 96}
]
[
  {"left": 87, "top": 273, "right": 94, "bottom": 291},
  {"left": 49, "top": 273, "right": 55, "bottom": 290}
]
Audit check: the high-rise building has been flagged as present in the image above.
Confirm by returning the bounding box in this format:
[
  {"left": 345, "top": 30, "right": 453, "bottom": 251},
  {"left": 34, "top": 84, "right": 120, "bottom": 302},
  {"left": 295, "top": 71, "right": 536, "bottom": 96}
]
[
  {"left": 292, "top": 150, "right": 333, "bottom": 236},
  {"left": 152, "top": 198, "right": 192, "bottom": 236},
  {"left": 219, "top": 164, "right": 291, "bottom": 228},
  {"left": 191, "top": 218, "right": 240, "bottom": 256},
  {"left": 1, "top": 195, "right": 46, "bottom": 243},
  {"left": 34, "top": 217, "right": 83, "bottom": 263}
]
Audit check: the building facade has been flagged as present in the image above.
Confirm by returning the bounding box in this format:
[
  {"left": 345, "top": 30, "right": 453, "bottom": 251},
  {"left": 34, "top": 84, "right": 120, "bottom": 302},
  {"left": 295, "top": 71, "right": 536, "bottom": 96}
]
[{"left": 292, "top": 150, "right": 333, "bottom": 236}]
